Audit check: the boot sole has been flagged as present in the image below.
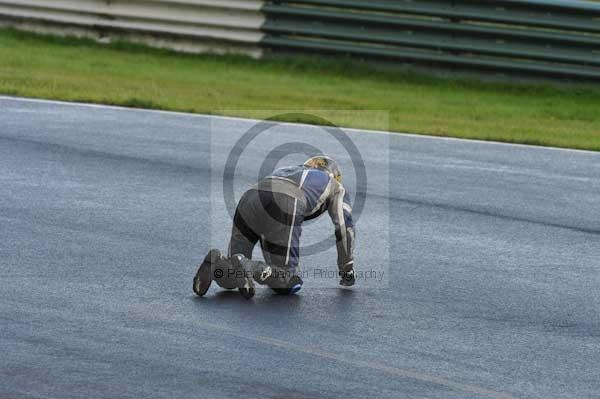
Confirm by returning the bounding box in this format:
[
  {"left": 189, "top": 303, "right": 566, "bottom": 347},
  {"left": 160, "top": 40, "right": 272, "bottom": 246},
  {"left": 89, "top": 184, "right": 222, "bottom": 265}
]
[{"left": 193, "top": 249, "right": 219, "bottom": 296}]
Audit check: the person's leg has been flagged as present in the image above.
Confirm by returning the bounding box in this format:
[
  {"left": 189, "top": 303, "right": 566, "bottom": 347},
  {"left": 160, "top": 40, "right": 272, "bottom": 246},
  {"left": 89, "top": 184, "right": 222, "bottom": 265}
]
[
  {"left": 212, "top": 190, "right": 260, "bottom": 291},
  {"left": 226, "top": 189, "right": 305, "bottom": 294},
  {"left": 228, "top": 192, "right": 260, "bottom": 260},
  {"left": 257, "top": 192, "right": 305, "bottom": 293},
  {"left": 226, "top": 216, "right": 258, "bottom": 298}
]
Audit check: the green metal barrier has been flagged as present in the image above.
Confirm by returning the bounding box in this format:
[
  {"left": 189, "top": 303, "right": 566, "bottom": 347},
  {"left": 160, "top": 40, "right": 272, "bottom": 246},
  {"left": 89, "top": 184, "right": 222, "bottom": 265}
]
[{"left": 262, "top": 0, "right": 600, "bottom": 80}]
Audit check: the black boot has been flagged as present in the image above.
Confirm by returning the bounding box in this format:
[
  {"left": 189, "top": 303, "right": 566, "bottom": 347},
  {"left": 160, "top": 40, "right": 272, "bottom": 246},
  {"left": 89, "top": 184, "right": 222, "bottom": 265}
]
[
  {"left": 230, "top": 254, "right": 255, "bottom": 300},
  {"left": 271, "top": 275, "right": 303, "bottom": 295},
  {"left": 193, "top": 249, "right": 221, "bottom": 296},
  {"left": 339, "top": 268, "right": 356, "bottom": 287},
  {"left": 238, "top": 258, "right": 303, "bottom": 295}
]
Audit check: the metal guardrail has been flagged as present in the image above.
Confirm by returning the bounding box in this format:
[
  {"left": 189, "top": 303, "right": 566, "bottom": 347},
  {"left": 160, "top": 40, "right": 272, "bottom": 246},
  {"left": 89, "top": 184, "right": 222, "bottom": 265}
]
[
  {"left": 0, "top": 0, "right": 599, "bottom": 80},
  {"left": 0, "top": 0, "right": 266, "bottom": 56},
  {"left": 262, "top": 0, "right": 600, "bottom": 80}
]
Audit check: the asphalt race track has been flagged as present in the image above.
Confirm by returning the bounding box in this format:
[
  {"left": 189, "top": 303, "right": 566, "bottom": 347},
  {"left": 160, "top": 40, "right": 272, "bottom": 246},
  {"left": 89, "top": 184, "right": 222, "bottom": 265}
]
[{"left": 1, "top": 96, "right": 599, "bottom": 399}]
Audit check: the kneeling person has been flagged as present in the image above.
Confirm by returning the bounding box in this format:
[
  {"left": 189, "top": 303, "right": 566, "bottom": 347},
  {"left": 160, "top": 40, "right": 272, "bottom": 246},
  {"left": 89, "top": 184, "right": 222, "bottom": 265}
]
[{"left": 193, "top": 156, "right": 356, "bottom": 299}]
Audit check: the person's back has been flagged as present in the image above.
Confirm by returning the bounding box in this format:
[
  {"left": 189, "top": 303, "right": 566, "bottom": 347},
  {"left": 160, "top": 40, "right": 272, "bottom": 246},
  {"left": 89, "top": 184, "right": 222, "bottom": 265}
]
[{"left": 268, "top": 164, "right": 336, "bottom": 221}]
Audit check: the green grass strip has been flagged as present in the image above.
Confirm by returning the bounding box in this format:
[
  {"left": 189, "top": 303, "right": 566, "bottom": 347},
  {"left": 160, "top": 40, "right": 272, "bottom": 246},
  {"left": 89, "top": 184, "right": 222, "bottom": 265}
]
[{"left": 0, "top": 28, "right": 599, "bottom": 151}]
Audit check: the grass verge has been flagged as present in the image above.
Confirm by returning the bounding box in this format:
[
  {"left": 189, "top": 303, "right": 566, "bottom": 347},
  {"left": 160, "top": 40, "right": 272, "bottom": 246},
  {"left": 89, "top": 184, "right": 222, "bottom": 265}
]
[{"left": 0, "top": 28, "right": 599, "bottom": 151}]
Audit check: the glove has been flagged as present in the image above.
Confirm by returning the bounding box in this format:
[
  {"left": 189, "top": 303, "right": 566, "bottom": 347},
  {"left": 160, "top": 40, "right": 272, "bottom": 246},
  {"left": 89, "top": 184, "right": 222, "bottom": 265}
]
[{"left": 339, "top": 268, "right": 355, "bottom": 287}]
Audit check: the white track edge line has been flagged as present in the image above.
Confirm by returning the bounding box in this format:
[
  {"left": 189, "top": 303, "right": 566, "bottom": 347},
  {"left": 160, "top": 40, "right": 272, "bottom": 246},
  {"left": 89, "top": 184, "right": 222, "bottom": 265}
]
[{"left": 0, "top": 95, "right": 596, "bottom": 155}]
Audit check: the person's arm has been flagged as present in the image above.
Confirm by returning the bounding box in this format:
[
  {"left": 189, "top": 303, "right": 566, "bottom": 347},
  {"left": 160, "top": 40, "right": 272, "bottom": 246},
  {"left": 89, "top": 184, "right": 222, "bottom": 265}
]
[{"left": 327, "top": 181, "right": 356, "bottom": 286}]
